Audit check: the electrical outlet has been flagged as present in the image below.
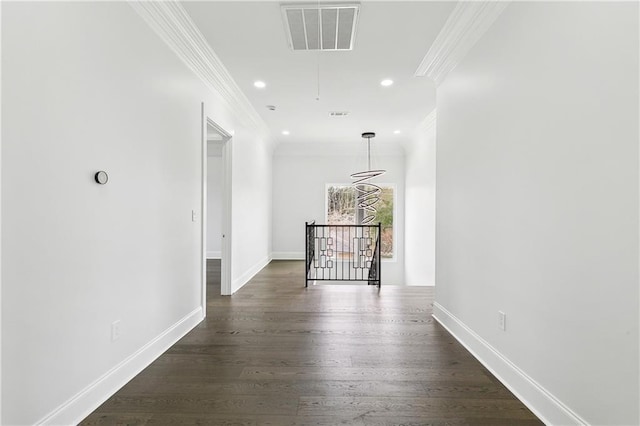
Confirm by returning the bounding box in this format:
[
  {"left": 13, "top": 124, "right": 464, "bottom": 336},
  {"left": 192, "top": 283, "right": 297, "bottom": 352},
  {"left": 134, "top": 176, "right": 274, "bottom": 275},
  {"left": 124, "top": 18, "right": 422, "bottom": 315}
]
[
  {"left": 192, "top": 210, "right": 197, "bottom": 222},
  {"left": 498, "top": 311, "right": 506, "bottom": 331},
  {"left": 111, "top": 320, "right": 121, "bottom": 341}
]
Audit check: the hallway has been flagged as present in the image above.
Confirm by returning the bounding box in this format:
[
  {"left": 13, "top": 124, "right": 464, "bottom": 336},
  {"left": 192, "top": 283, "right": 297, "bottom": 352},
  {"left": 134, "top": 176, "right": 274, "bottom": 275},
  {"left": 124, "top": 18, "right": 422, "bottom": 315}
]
[{"left": 81, "top": 260, "right": 542, "bottom": 425}]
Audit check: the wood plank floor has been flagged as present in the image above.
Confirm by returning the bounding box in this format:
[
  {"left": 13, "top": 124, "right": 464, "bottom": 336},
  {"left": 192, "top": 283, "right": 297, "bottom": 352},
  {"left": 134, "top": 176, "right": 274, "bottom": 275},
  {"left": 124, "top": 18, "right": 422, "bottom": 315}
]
[{"left": 81, "top": 260, "right": 542, "bottom": 425}]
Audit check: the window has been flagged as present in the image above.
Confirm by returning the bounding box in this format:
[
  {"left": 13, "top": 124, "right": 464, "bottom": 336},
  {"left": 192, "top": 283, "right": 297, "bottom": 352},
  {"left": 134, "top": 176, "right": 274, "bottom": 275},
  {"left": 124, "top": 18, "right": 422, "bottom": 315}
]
[{"left": 326, "top": 184, "right": 394, "bottom": 258}]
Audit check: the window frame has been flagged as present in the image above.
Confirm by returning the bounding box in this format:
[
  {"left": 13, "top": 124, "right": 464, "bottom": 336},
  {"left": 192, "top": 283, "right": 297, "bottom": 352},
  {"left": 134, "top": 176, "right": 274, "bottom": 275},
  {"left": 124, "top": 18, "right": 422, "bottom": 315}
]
[{"left": 324, "top": 182, "right": 397, "bottom": 262}]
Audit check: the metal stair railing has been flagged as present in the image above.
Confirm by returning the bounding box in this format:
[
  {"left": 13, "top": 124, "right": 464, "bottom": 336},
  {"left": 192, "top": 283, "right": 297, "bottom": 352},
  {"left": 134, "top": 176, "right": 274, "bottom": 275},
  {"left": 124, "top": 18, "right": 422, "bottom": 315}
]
[{"left": 305, "top": 222, "right": 381, "bottom": 288}]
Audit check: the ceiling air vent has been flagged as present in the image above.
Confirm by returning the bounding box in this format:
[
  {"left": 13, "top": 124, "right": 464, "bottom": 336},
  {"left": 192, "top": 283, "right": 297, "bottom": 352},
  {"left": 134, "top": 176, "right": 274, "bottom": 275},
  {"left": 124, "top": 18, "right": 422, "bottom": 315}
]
[
  {"left": 281, "top": 3, "right": 359, "bottom": 51},
  {"left": 329, "top": 111, "right": 350, "bottom": 117}
]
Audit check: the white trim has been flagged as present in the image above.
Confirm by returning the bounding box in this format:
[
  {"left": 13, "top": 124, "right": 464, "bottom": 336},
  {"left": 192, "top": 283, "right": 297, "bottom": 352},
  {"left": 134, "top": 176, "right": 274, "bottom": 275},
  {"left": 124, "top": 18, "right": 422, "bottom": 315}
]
[
  {"left": 272, "top": 251, "right": 305, "bottom": 260},
  {"left": 432, "top": 302, "right": 588, "bottom": 426},
  {"left": 204, "top": 116, "right": 233, "bottom": 296},
  {"left": 128, "top": 0, "right": 272, "bottom": 147},
  {"left": 0, "top": 2, "right": 3, "bottom": 421},
  {"left": 206, "top": 118, "right": 232, "bottom": 141},
  {"left": 36, "top": 307, "right": 204, "bottom": 426},
  {"left": 207, "top": 251, "right": 222, "bottom": 259},
  {"left": 231, "top": 255, "right": 271, "bottom": 294},
  {"left": 220, "top": 135, "right": 233, "bottom": 296},
  {"left": 414, "top": 1, "right": 510, "bottom": 85},
  {"left": 637, "top": 6, "right": 640, "bottom": 422},
  {"left": 200, "top": 103, "right": 207, "bottom": 316}
]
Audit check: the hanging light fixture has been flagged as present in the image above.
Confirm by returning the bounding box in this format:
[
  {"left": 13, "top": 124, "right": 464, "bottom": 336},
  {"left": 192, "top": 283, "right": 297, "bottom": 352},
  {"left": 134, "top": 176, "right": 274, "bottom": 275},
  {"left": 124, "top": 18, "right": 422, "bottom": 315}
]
[{"left": 351, "top": 132, "right": 386, "bottom": 224}]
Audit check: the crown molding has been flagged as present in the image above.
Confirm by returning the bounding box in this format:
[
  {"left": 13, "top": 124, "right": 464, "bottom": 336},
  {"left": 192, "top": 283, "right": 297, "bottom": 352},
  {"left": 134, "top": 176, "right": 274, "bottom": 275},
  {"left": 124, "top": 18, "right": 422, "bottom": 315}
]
[
  {"left": 129, "top": 1, "right": 272, "bottom": 144},
  {"left": 415, "top": 1, "right": 510, "bottom": 86}
]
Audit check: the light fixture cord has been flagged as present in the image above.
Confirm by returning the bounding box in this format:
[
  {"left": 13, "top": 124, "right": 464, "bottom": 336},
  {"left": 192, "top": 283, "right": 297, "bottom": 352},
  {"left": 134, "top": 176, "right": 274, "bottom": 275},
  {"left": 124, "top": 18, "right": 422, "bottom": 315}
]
[
  {"left": 316, "top": 57, "right": 320, "bottom": 101},
  {"left": 316, "top": 0, "right": 321, "bottom": 101}
]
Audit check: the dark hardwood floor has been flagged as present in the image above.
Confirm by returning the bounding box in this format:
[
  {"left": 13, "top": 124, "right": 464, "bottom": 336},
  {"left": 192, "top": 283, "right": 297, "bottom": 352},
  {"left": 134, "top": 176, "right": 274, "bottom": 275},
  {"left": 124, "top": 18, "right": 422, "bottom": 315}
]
[{"left": 81, "top": 260, "right": 542, "bottom": 425}]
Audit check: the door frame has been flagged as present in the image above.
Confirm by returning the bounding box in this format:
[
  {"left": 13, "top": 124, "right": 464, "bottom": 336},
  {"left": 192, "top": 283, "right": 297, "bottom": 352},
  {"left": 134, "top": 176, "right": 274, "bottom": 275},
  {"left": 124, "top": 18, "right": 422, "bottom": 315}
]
[{"left": 201, "top": 106, "right": 233, "bottom": 315}]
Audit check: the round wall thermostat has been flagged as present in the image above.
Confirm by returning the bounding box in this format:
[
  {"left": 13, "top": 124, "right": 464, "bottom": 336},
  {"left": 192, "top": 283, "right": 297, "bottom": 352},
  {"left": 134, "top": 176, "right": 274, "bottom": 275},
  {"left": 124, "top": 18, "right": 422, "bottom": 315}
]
[{"left": 94, "top": 171, "right": 109, "bottom": 185}]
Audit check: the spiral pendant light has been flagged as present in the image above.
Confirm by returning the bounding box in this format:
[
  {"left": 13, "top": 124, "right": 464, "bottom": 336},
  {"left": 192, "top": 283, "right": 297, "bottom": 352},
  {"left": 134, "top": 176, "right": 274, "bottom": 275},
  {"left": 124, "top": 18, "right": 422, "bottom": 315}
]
[{"left": 350, "top": 132, "right": 386, "bottom": 224}]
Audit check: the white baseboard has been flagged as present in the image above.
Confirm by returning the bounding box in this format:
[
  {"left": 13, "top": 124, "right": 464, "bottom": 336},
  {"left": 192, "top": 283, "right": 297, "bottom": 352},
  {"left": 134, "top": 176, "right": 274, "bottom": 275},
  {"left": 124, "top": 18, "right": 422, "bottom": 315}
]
[
  {"left": 206, "top": 250, "right": 221, "bottom": 259},
  {"left": 271, "top": 251, "right": 304, "bottom": 260},
  {"left": 432, "top": 302, "right": 587, "bottom": 426},
  {"left": 37, "top": 307, "right": 204, "bottom": 426},
  {"left": 231, "top": 255, "right": 272, "bottom": 294}
]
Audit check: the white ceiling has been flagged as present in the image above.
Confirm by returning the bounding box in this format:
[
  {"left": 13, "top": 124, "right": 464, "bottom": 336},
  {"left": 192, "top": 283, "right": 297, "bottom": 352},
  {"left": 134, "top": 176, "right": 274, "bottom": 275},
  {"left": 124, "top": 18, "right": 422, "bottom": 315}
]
[{"left": 183, "top": 1, "right": 455, "bottom": 147}]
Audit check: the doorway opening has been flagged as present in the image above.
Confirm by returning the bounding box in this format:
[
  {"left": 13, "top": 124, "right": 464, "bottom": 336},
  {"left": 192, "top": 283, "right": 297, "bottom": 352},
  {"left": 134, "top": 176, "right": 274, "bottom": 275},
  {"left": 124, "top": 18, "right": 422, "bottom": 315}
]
[{"left": 203, "top": 117, "right": 232, "bottom": 308}]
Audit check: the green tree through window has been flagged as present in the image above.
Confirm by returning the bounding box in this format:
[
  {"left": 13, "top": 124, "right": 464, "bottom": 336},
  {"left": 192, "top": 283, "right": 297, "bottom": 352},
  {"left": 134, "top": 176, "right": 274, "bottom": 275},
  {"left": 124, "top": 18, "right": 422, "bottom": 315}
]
[{"left": 326, "top": 185, "right": 394, "bottom": 258}]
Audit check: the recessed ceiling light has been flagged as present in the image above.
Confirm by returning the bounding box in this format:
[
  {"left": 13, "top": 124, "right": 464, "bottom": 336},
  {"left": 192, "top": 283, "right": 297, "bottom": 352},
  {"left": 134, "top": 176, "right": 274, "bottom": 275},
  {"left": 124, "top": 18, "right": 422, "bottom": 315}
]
[
  {"left": 282, "top": 130, "right": 290, "bottom": 135},
  {"left": 393, "top": 130, "right": 401, "bottom": 134},
  {"left": 380, "top": 79, "right": 394, "bottom": 87},
  {"left": 254, "top": 80, "right": 266, "bottom": 88}
]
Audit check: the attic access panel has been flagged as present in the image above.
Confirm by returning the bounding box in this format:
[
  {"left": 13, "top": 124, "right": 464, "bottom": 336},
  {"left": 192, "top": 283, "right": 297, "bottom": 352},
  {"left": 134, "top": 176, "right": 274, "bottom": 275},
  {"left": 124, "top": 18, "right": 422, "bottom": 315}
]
[{"left": 282, "top": 3, "right": 359, "bottom": 51}]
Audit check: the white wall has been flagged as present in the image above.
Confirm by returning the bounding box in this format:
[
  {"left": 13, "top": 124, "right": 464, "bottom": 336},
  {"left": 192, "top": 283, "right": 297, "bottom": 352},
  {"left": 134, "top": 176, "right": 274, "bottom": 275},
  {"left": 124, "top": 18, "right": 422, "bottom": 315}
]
[
  {"left": 404, "top": 112, "right": 436, "bottom": 286},
  {"left": 434, "top": 2, "right": 638, "bottom": 425},
  {"left": 272, "top": 142, "right": 405, "bottom": 285},
  {"left": 1, "top": 2, "right": 272, "bottom": 424},
  {"left": 229, "top": 125, "right": 273, "bottom": 293},
  {"left": 207, "top": 150, "right": 222, "bottom": 258},
  {"left": 0, "top": 2, "right": 3, "bottom": 421}
]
